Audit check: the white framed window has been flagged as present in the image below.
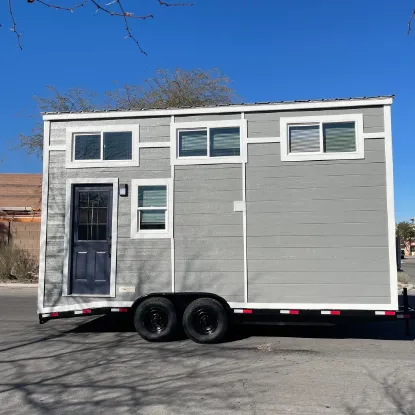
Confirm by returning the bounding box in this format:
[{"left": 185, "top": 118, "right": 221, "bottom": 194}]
[
  {"left": 66, "top": 125, "right": 139, "bottom": 168},
  {"left": 171, "top": 119, "right": 247, "bottom": 165},
  {"left": 280, "top": 114, "right": 364, "bottom": 161},
  {"left": 130, "top": 178, "right": 173, "bottom": 239}
]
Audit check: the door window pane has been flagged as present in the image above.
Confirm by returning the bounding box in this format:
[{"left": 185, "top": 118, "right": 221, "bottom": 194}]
[
  {"left": 210, "top": 127, "right": 240, "bottom": 157},
  {"left": 139, "top": 210, "right": 166, "bottom": 230},
  {"left": 289, "top": 125, "right": 320, "bottom": 153},
  {"left": 178, "top": 130, "right": 208, "bottom": 157},
  {"left": 103, "top": 132, "right": 132, "bottom": 160},
  {"left": 77, "top": 225, "right": 88, "bottom": 241},
  {"left": 74, "top": 134, "right": 101, "bottom": 160},
  {"left": 138, "top": 186, "right": 167, "bottom": 208},
  {"left": 323, "top": 122, "right": 356, "bottom": 153}
]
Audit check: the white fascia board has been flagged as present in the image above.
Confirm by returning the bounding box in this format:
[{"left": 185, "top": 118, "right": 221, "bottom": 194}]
[{"left": 43, "top": 98, "right": 394, "bottom": 121}]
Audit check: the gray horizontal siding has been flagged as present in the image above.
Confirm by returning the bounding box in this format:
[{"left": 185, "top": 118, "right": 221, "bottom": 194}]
[
  {"left": 174, "top": 113, "right": 241, "bottom": 122},
  {"left": 246, "top": 106, "right": 384, "bottom": 138},
  {"left": 44, "top": 125, "right": 172, "bottom": 308},
  {"left": 174, "top": 164, "right": 244, "bottom": 302},
  {"left": 246, "top": 139, "right": 390, "bottom": 305}
]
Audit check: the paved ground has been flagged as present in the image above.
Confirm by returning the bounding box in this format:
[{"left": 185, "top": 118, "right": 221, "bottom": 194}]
[
  {"left": 401, "top": 257, "right": 415, "bottom": 285},
  {"left": 0, "top": 288, "right": 415, "bottom": 415}
]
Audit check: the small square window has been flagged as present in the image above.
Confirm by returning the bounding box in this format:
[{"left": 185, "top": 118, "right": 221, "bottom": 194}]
[
  {"left": 74, "top": 134, "right": 101, "bottom": 160},
  {"left": 103, "top": 132, "right": 132, "bottom": 160},
  {"left": 323, "top": 122, "right": 356, "bottom": 153},
  {"left": 178, "top": 130, "right": 208, "bottom": 157},
  {"left": 289, "top": 125, "right": 320, "bottom": 153},
  {"left": 210, "top": 127, "right": 240, "bottom": 157}
]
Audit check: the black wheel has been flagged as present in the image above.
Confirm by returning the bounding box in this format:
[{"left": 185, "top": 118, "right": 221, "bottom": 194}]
[
  {"left": 134, "top": 297, "right": 178, "bottom": 342},
  {"left": 182, "top": 298, "right": 229, "bottom": 344}
]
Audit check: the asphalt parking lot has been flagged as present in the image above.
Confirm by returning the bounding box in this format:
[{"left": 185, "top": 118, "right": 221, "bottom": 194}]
[{"left": 0, "top": 287, "right": 414, "bottom": 415}]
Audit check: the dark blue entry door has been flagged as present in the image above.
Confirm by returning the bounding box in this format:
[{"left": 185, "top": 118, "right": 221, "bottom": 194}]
[{"left": 71, "top": 185, "right": 113, "bottom": 295}]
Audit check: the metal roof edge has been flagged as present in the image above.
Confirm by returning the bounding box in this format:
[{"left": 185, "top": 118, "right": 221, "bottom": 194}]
[{"left": 42, "top": 95, "right": 394, "bottom": 121}]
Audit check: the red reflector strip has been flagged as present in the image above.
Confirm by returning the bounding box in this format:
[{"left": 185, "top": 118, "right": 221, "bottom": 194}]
[
  {"left": 50, "top": 312, "right": 58, "bottom": 317},
  {"left": 243, "top": 309, "right": 253, "bottom": 314},
  {"left": 82, "top": 309, "right": 92, "bottom": 314},
  {"left": 375, "top": 311, "right": 396, "bottom": 316},
  {"left": 111, "top": 308, "right": 129, "bottom": 313},
  {"left": 119, "top": 308, "right": 129, "bottom": 312},
  {"left": 281, "top": 310, "right": 299, "bottom": 314},
  {"left": 330, "top": 310, "right": 341, "bottom": 315}
]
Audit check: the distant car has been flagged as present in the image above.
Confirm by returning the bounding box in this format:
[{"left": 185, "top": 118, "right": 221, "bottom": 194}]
[{"left": 401, "top": 249, "right": 405, "bottom": 259}]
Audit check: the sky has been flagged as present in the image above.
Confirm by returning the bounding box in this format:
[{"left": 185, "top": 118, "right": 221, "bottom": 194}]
[{"left": 0, "top": 0, "right": 414, "bottom": 221}]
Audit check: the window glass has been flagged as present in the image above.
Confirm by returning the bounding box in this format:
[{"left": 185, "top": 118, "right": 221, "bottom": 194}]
[
  {"left": 138, "top": 186, "right": 167, "bottom": 208},
  {"left": 74, "top": 134, "right": 101, "bottom": 160},
  {"left": 139, "top": 210, "right": 166, "bottom": 230},
  {"left": 289, "top": 125, "right": 320, "bottom": 153},
  {"left": 323, "top": 122, "right": 356, "bottom": 153},
  {"left": 178, "top": 130, "right": 208, "bottom": 157},
  {"left": 103, "top": 132, "right": 132, "bottom": 160},
  {"left": 210, "top": 127, "right": 240, "bottom": 157}
]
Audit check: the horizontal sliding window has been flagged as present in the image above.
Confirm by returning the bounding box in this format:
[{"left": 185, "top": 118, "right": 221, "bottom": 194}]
[
  {"left": 177, "top": 127, "right": 240, "bottom": 158},
  {"left": 74, "top": 131, "right": 132, "bottom": 161},
  {"left": 288, "top": 122, "right": 356, "bottom": 155}
]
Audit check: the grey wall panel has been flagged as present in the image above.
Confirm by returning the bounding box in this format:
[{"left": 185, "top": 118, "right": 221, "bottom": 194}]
[
  {"left": 174, "top": 113, "right": 241, "bottom": 122},
  {"left": 174, "top": 164, "right": 244, "bottom": 303},
  {"left": 44, "top": 124, "right": 172, "bottom": 308},
  {"left": 246, "top": 106, "right": 384, "bottom": 138},
  {"left": 246, "top": 140, "right": 390, "bottom": 305}
]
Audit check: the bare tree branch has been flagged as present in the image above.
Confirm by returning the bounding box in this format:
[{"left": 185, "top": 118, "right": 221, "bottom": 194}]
[
  {"left": 408, "top": 8, "right": 415, "bottom": 35},
  {"left": 90, "top": 0, "right": 153, "bottom": 20},
  {"left": 34, "top": 0, "right": 87, "bottom": 12},
  {"left": 157, "top": 0, "right": 194, "bottom": 6},
  {"left": 8, "top": 0, "right": 22, "bottom": 50}
]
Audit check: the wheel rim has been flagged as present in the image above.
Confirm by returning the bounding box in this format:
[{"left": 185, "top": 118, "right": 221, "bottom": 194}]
[
  {"left": 193, "top": 307, "right": 218, "bottom": 335},
  {"left": 143, "top": 307, "right": 168, "bottom": 333}
]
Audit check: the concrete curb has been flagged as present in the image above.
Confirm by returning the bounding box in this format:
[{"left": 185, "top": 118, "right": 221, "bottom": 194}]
[{"left": 0, "top": 283, "right": 38, "bottom": 288}]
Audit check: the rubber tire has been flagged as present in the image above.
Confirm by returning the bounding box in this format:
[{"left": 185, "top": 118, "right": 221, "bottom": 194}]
[
  {"left": 134, "top": 297, "right": 178, "bottom": 342},
  {"left": 182, "top": 298, "right": 229, "bottom": 344}
]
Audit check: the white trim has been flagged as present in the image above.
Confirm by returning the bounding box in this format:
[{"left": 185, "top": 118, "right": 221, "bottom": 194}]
[
  {"left": 280, "top": 114, "right": 364, "bottom": 162},
  {"left": 130, "top": 178, "right": 173, "bottom": 239},
  {"left": 41, "top": 301, "right": 134, "bottom": 314},
  {"left": 246, "top": 137, "right": 281, "bottom": 144},
  {"left": 139, "top": 142, "right": 170, "bottom": 148},
  {"left": 171, "top": 116, "right": 176, "bottom": 293},
  {"left": 62, "top": 178, "right": 119, "bottom": 297},
  {"left": 37, "top": 121, "right": 50, "bottom": 313},
  {"left": 362, "top": 132, "right": 385, "bottom": 139},
  {"left": 171, "top": 119, "right": 247, "bottom": 166},
  {"left": 384, "top": 105, "right": 398, "bottom": 310},
  {"left": 43, "top": 97, "right": 394, "bottom": 121},
  {"left": 49, "top": 145, "right": 66, "bottom": 151},
  {"left": 241, "top": 113, "right": 248, "bottom": 304},
  {"left": 228, "top": 302, "right": 398, "bottom": 311},
  {"left": 65, "top": 125, "right": 139, "bottom": 168}
]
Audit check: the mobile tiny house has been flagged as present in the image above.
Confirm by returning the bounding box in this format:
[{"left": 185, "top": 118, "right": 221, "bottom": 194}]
[{"left": 38, "top": 95, "right": 407, "bottom": 343}]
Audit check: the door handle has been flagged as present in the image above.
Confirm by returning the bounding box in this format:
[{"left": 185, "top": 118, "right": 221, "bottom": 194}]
[{"left": 108, "top": 235, "right": 112, "bottom": 257}]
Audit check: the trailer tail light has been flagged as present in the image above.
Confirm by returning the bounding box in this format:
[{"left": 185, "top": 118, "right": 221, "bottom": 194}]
[
  {"left": 280, "top": 310, "right": 299, "bottom": 315},
  {"left": 242, "top": 309, "right": 253, "bottom": 314},
  {"left": 375, "top": 311, "right": 396, "bottom": 316},
  {"left": 50, "top": 312, "right": 58, "bottom": 317},
  {"left": 321, "top": 310, "right": 341, "bottom": 315},
  {"left": 111, "top": 308, "right": 129, "bottom": 313},
  {"left": 82, "top": 309, "right": 92, "bottom": 314}
]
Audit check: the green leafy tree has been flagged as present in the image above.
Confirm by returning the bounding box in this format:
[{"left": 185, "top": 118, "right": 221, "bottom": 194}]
[
  {"left": 396, "top": 221, "right": 415, "bottom": 253},
  {"left": 17, "top": 68, "right": 236, "bottom": 158}
]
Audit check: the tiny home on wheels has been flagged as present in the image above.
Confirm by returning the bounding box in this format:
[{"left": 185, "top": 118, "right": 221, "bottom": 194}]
[{"left": 38, "top": 95, "right": 412, "bottom": 343}]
